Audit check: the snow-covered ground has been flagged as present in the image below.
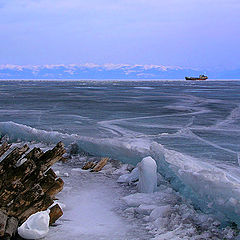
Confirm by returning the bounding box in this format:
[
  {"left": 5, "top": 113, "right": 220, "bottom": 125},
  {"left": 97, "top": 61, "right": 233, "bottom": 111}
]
[
  {"left": 46, "top": 156, "right": 238, "bottom": 240},
  {"left": 1, "top": 140, "right": 239, "bottom": 239},
  {"left": 47, "top": 159, "right": 154, "bottom": 240}
]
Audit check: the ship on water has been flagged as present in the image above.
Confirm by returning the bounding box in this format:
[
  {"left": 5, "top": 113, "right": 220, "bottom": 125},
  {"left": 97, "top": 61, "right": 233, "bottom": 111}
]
[{"left": 185, "top": 75, "right": 208, "bottom": 80}]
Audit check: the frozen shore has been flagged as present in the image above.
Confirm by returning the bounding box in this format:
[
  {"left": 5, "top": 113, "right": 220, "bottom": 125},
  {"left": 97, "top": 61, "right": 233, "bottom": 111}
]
[
  {"left": 0, "top": 140, "right": 239, "bottom": 239},
  {"left": 47, "top": 158, "right": 153, "bottom": 240},
  {"left": 46, "top": 154, "right": 238, "bottom": 240}
]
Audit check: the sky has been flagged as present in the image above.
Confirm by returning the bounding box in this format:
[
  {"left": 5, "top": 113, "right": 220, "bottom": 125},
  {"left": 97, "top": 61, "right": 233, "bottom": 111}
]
[{"left": 0, "top": 0, "right": 239, "bottom": 69}]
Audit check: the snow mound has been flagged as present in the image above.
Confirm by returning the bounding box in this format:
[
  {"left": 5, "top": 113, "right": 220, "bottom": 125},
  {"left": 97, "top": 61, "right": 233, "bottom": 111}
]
[{"left": 18, "top": 210, "right": 50, "bottom": 239}]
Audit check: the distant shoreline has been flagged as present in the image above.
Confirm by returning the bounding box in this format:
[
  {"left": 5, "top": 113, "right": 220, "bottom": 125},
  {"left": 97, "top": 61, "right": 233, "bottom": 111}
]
[{"left": 0, "top": 79, "right": 240, "bottom": 81}]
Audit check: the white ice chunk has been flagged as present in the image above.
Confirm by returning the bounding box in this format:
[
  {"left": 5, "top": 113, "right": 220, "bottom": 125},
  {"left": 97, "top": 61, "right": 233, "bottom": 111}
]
[
  {"left": 122, "top": 193, "right": 156, "bottom": 207},
  {"left": 136, "top": 204, "right": 157, "bottom": 215},
  {"left": 113, "top": 164, "right": 130, "bottom": 175},
  {"left": 137, "top": 156, "right": 157, "bottom": 193},
  {"left": 18, "top": 210, "right": 50, "bottom": 239},
  {"left": 117, "top": 174, "right": 130, "bottom": 183},
  {"left": 149, "top": 205, "right": 171, "bottom": 221},
  {"left": 117, "top": 167, "right": 139, "bottom": 183}
]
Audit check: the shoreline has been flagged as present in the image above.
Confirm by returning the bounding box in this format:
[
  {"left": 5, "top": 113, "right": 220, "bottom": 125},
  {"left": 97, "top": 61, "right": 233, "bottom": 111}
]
[
  {"left": 47, "top": 149, "right": 239, "bottom": 240},
  {"left": 0, "top": 140, "right": 239, "bottom": 239},
  {"left": 1, "top": 79, "right": 240, "bottom": 82}
]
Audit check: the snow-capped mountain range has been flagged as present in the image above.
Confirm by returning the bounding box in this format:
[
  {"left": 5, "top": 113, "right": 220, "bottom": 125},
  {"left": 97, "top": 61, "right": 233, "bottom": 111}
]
[{"left": 0, "top": 64, "right": 239, "bottom": 79}]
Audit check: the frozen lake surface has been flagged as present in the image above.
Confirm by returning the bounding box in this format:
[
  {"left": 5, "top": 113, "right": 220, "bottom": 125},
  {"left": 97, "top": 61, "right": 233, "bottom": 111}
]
[{"left": 1, "top": 80, "right": 240, "bottom": 235}]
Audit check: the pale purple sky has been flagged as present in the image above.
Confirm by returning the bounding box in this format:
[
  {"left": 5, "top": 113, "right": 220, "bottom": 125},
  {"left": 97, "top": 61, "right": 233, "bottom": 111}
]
[{"left": 0, "top": 0, "right": 239, "bottom": 69}]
